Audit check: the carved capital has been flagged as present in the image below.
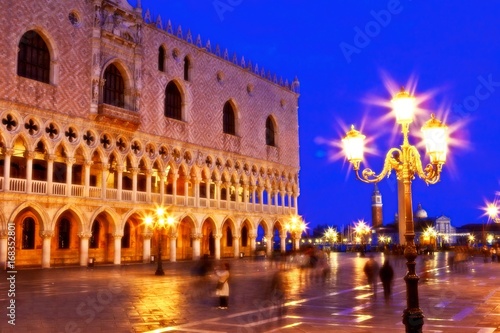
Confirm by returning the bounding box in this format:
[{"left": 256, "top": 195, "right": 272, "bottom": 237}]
[
  {"left": 142, "top": 232, "right": 153, "bottom": 239},
  {"left": 78, "top": 232, "right": 92, "bottom": 239},
  {"left": 191, "top": 233, "right": 202, "bottom": 240},
  {"left": 40, "top": 231, "right": 54, "bottom": 239},
  {"left": 25, "top": 151, "right": 35, "bottom": 159}
]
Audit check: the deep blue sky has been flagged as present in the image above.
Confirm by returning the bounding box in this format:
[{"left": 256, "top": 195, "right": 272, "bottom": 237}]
[{"left": 133, "top": 0, "right": 500, "bottom": 229}]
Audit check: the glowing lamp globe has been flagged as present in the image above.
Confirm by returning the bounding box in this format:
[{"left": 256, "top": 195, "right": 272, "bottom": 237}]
[
  {"left": 421, "top": 114, "right": 448, "bottom": 164},
  {"left": 392, "top": 88, "right": 416, "bottom": 125},
  {"left": 342, "top": 125, "right": 365, "bottom": 165}
]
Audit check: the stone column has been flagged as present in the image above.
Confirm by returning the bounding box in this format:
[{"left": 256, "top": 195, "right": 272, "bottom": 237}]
[
  {"left": 233, "top": 236, "right": 240, "bottom": 258},
  {"left": 192, "top": 233, "right": 201, "bottom": 260},
  {"left": 0, "top": 230, "right": 7, "bottom": 270},
  {"left": 79, "top": 232, "right": 92, "bottom": 266},
  {"left": 280, "top": 191, "right": 286, "bottom": 214},
  {"left": 249, "top": 231, "right": 257, "bottom": 255},
  {"left": 169, "top": 234, "right": 177, "bottom": 262},
  {"left": 40, "top": 231, "right": 54, "bottom": 268},
  {"left": 172, "top": 172, "right": 179, "bottom": 203},
  {"left": 293, "top": 235, "right": 301, "bottom": 252},
  {"left": 280, "top": 230, "right": 287, "bottom": 253},
  {"left": 215, "top": 181, "right": 222, "bottom": 208},
  {"left": 26, "top": 151, "right": 34, "bottom": 193},
  {"left": 266, "top": 235, "right": 273, "bottom": 257},
  {"left": 131, "top": 167, "right": 139, "bottom": 202},
  {"left": 225, "top": 182, "right": 231, "bottom": 206},
  {"left": 101, "top": 163, "right": 109, "bottom": 200},
  {"left": 3, "top": 149, "right": 13, "bottom": 191},
  {"left": 84, "top": 160, "right": 92, "bottom": 197},
  {"left": 214, "top": 233, "right": 222, "bottom": 260},
  {"left": 242, "top": 183, "right": 249, "bottom": 211},
  {"left": 259, "top": 187, "right": 264, "bottom": 212},
  {"left": 117, "top": 166, "right": 123, "bottom": 201},
  {"left": 293, "top": 193, "right": 299, "bottom": 212},
  {"left": 142, "top": 232, "right": 153, "bottom": 263},
  {"left": 159, "top": 171, "right": 165, "bottom": 204},
  {"left": 47, "top": 154, "right": 55, "bottom": 195},
  {"left": 194, "top": 178, "right": 200, "bottom": 207},
  {"left": 146, "top": 169, "right": 152, "bottom": 202},
  {"left": 235, "top": 183, "right": 240, "bottom": 204},
  {"left": 66, "top": 157, "right": 75, "bottom": 196},
  {"left": 113, "top": 234, "right": 122, "bottom": 264}
]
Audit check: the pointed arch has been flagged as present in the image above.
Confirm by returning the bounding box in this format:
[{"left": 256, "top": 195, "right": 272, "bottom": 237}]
[
  {"left": 158, "top": 44, "right": 167, "bottom": 72},
  {"left": 223, "top": 100, "right": 237, "bottom": 135},
  {"left": 103, "top": 63, "right": 125, "bottom": 107},
  {"left": 265, "top": 115, "right": 277, "bottom": 147},
  {"left": 165, "top": 80, "right": 183, "bottom": 120},
  {"left": 17, "top": 30, "right": 50, "bottom": 83},
  {"left": 183, "top": 55, "right": 191, "bottom": 81}
]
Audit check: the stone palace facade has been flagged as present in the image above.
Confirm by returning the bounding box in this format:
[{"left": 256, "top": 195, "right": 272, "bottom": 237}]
[{"left": 0, "top": 0, "right": 300, "bottom": 268}]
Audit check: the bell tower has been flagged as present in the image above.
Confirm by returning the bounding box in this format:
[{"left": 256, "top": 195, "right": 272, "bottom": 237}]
[{"left": 372, "top": 183, "right": 383, "bottom": 228}]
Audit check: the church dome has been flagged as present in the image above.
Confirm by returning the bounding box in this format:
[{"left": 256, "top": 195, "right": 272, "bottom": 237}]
[{"left": 415, "top": 203, "right": 428, "bottom": 219}]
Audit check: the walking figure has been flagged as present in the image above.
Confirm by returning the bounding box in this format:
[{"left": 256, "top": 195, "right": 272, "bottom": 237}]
[
  {"left": 363, "top": 255, "right": 380, "bottom": 296},
  {"left": 379, "top": 259, "right": 394, "bottom": 302},
  {"left": 214, "top": 263, "right": 230, "bottom": 309}
]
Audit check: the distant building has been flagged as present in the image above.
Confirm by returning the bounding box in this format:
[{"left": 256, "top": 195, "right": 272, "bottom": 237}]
[{"left": 371, "top": 184, "right": 383, "bottom": 228}]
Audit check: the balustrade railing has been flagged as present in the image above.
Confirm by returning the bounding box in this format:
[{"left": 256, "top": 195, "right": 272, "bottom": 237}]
[
  {"left": 0, "top": 178, "right": 296, "bottom": 214},
  {"left": 52, "top": 183, "right": 66, "bottom": 195}
]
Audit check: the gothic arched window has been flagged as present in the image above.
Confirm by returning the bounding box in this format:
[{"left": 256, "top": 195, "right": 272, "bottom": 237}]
[
  {"left": 17, "top": 30, "right": 50, "bottom": 83},
  {"left": 265, "top": 116, "right": 276, "bottom": 146},
  {"left": 122, "top": 222, "right": 131, "bottom": 249},
  {"left": 223, "top": 101, "right": 236, "bottom": 135},
  {"left": 164, "top": 81, "right": 182, "bottom": 120},
  {"left": 183, "top": 56, "right": 191, "bottom": 81},
  {"left": 103, "top": 64, "right": 125, "bottom": 108},
  {"left": 22, "top": 217, "right": 36, "bottom": 249},
  {"left": 58, "top": 219, "right": 71, "bottom": 249},
  {"left": 226, "top": 227, "right": 233, "bottom": 247},
  {"left": 241, "top": 226, "right": 248, "bottom": 247},
  {"left": 158, "top": 46, "right": 166, "bottom": 72},
  {"left": 89, "top": 221, "right": 100, "bottom": 249}
]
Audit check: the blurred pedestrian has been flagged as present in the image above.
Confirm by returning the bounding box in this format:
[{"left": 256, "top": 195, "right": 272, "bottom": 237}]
[
  {"left": 269, "top": 267, "right": 287, "bottom": 317},
  {"left": 214, "top": 263, "right": 230, "bottom": 309},
  {"left": 379, "top": 259, "right": 394, "bottom": 302},
  {"left": 363, "top": 255, "right": 379, "bottom": 296}
]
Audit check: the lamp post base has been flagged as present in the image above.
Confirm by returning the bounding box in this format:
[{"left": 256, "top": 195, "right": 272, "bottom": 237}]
[{"left": 402, "top": 309, "right": 424, "bottom": 333}]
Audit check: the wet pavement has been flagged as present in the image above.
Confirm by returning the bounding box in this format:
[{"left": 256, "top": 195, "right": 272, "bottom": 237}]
[{"left": 0, "top": 252, "right": 499, "bottom": 333}]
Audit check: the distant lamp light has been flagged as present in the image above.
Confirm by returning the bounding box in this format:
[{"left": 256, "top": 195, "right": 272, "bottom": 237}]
[
  {"left": 486, "top": 202, "right": 500, "bottom": 223},
  {"left": 487, "top": 234, "right": 494, "bottom": 244}
]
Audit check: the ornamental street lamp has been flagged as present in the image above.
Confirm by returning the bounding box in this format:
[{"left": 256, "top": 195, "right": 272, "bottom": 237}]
[
  {"left": 486, "top": 201, "right": 500, "bottom": 223},
  {"left": 353, "top": 219, "right": 371, "bottom": 255},
  {"left": 324, "top": 227, "right": 339, "bottom": 251},
  {"left": 144, "top": 207, "right": 177, "bottom": 276},
  {"left": 342, "top": 87, "right": 448, "bottom": 333},
  {"left": 285, "top": 215, "right": 306, "bottom": 251}
]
